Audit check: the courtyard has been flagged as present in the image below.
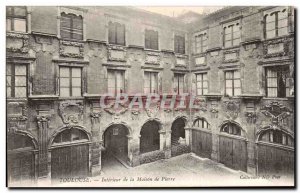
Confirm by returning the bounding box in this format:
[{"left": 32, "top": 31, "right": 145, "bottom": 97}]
[{"left": 56, "top": 153, "right": 294, "bottom": 187}]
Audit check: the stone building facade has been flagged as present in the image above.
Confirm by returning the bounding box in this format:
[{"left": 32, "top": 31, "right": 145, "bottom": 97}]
[{"left": 6, "top": 6, "right": 295, "bottom": 186}]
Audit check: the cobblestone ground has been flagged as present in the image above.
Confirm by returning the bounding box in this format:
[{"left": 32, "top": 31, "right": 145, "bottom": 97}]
[{"left": 56, "top": 153, "right": 294, "bottom": 187}]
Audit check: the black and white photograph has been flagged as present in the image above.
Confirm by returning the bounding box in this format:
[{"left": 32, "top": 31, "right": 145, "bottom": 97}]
[{"left": 5, "top": 3, "right": 296, "bottom": 188}]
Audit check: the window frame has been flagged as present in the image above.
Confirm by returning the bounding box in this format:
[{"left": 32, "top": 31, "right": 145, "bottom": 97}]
[
  {"left": 224, "top": 70, "right": 241, "bottom": 97},
  {"left": 174, "top": 35, "right": 185, "bottom": 54},
  {"left": 6, "top": 6, "right": 27, "bottom": 32},
  {"left": 223, "top": 23, "right": 241, "bottom": 48},
  {"left": 108, "top": 21, "right": 126, "bottom": 46},
  {"left": 265, "top": 65, "right": 290, "bottom": 98},
  {"left": 60, "top": 12, "right": 83, "bottom": 41},
  {"left": 144, "top": 71, "right": 159, "bottom": 94},
  {"left": 107, "top": 69, "right": 125, "bottom": 96},
  {"left": 264, "top": 9, "right": 289, "bottom": 39},
  {"left": 195, "top": 32, "right": 207, "bottom": 54},
  {"left": 59, "top": 66, "right": 82, "bottom": 97},
  {"left": 196, "top": 73, "right": 208, "bottom": 96},
  {"left": 145, "top": 29, "right": 159, "bottom": 50},
  {"left": 6, "top": 63, "right": 28, "bottom": 98},
  {"left": 174, "top": 73, "right": 185, "bottom": 94}
]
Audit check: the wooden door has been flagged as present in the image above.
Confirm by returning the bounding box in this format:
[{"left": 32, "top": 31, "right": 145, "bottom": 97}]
[
  {"left": 257, "top": 143, "right": 294, "bottom": 176},
  {"left": 8, "top": 152, "right": 35, "bottom": 186},
  {"left": 51, "top": 144, "right": 89, "bottom": 180},
  {"left": 219, "top": 135, "right": 247, "bottom": 172},
  {"left": 191, "top": 130, "right": 212, "bottom": 159}
]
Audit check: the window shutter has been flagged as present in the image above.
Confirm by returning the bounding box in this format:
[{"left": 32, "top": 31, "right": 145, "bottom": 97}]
[
  {"left": 61, "top": 14, "right": 72, "bottom": 39},
  {"left": 117, "top": 23, "right": 125, "bottom": 45},
  {"left": 153, "top": 31, "right": 159, "bottom": 50},
  {"left": 145, "top": 30, "right": 151, "bottom": 49},
  {"left": 72, "top": 15, "right": 83, "bottom": 40},
  {"left": 108, "top": 22, "right": 115, "bottom": 44}
]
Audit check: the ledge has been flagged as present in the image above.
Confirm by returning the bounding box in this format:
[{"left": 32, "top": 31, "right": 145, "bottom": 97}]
[
  {"left": 102, "top": 63, "right": 131, "bottom": 68},
  {"left": 256, "top": 141, "right": 294, "bottom": 151},
  {"left": 6, "top": 56, "right": 36, "bottom": 62},
  {"left": 258, "top": 58, "right": 292, "bottom": 65},
  {"left": 171, "top": 68, "right": 189, "bottom": 73},
  {"left": 161, "top": 49, "right": 175, "bottom": 54},
  {"left": 239, "top": 94, "right": 264, "bottom": 100},
  {"left": 127, "top": 45, "right": 144, "bottom": 50},
  {"left": 31, "top": 31, "right": 58, "bottom": 38},
  {"left": 241, "top": 38, "right": 262, "bottom": 45},
  {"left": 53, "top": 58, "right": 89, "bottom": 64},
  {"left": 28, "top": 95, "right": 59, "bottom": 101},
  {"left": 206, "top": 47, "right": 221, "bottom": 52},
  {"left": 141, "top": 66, "right": 163, "bottom": 70},
  {"left": 204, "top": 93, "right": 222, "bottom": 100},
  {"left": 191, "top": 66, "right": 210, "bottom": 72},
  {"left": 86, "top": 39, "right": 107, "bottom": 45}
]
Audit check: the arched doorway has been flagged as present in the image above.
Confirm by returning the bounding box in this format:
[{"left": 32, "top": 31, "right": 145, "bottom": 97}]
[
  {"left": 171, "top": 117, "right": 186, "bottom": 146},
  {"left": 50, "top": 127, "right": 90, "bottom": 181},
  {"left": 7, "top": 132, "right": 36, "bottom": 186},
  {"left": 191, "top": 117, "right": 212, "bottom": 158},
  {"left": 219, "top": 121, "right": 247, "bottom": 172},
  {"left": 257, "top": 128, "right": 294, "bottom": 176},
  {"left": 102, "top": 124, "right": 129, "bottom": 164},
  {"left": 140, "top": 120, "right": 160, "bottom": 154}
]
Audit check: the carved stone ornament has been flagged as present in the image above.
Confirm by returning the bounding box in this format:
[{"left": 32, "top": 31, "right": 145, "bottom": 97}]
[
  {"left": 59, "top": 101, "right": 84, "bottom": 125},
  {"left": 7, "top": 102, "right": 28, "bottom": 131},
  {"left": 90, "top": 111, "right": 102, "bottom": 124},
  {"left": 145, "top": 51, "right": 161, "bottom": 65},
  {"left": 145, "top": 102, "right": 160, "bottom": 118},
  {"left": 223, "top": 49, "right": 239, "bottom": 63},
  {"left": 59, "top": 40, "right": 84, "bottom": 58},
  {"left": 131, "top": 109, "right": 140, "bottom": 120},
  {"left": 104, "top": 101, "right": 128, "bottom": 121},
  {"left": 107, "top": 44, "right": 127, "bottom": 62},
  {"left": 193, "top": 97, "right": 207, "bottom": 112},
  {"left": 6, "top": 32, "right": 29, "bottom": 53},
  {"left": 261, "top": 101, "right": 292, "bottom": 129},
  {"left": 223, "top": 99, "right": 240, "bottom": 120},
  {"left": 245, "top": 112, "right": 257, "bottom": 124},
  {"left": 263, "top": 37, "right": 290, "bottom": 58}
]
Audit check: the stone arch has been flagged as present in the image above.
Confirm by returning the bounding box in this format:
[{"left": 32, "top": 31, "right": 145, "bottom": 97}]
[
  {"left": 140, "top": 118, "right": 162, "bottom": 154},
  {"left": 219, "top": 120, "right": 247, "bottom": 137},
  {"left": 170, "top": 116, "right": 187, "bottom": 146},
  {"left": 256, "top": 126, "right": 294, "bottom": 145},
  {"left": 7, "top": 130, "right": 38, "bottom": 150},
  {"left": 101, "top": 121, "right": 133, "bottom": 140},
  {"left": 48, "top": 125, "right": 91, "bottom": 148},
  {"left": 192, "top": 116, "right": 210, "bottom": 129}
]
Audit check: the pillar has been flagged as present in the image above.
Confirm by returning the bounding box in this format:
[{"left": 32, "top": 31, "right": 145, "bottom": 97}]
[
  {"left": 164, "top": 130, "right": 172, "bottom": 159},
  {"left": 90, "top": 113, "right": 101, "bottom": 176}
]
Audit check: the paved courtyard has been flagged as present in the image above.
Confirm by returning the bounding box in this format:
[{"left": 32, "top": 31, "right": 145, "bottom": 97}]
[{"left": 57, "top": 153, "right": 294, "bottom": 187}]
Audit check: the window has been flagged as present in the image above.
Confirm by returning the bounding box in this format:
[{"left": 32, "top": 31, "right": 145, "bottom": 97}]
[
  {"left": 259, "top": 130, "right": 293, "bottom": 146},
  {"left": 224, "top": 23, "right": 241, "bottom": 48},
  {"left": 145, "top": 29, "right": 159, "bottom": 50},
  {"left": 53, "top": 128, "right": 88, "bottom": 144},
  {"left": 221, "top": 122, "right": 242, "bottom": 136},
  {"left": 266, "top": 66, "right": 289, "bottom": 98},
  {"left": 196, "top": 73, "right": 208, "bottom": 95},
  {"left": 6, "top": 6, "right": 27, "bottom": 32},
  {"left": 193, "top": 118, "right": 209, "bottom": 129},
  {"left": 107, "top": 70, "right": 125, "bottom": 95},
  {"left": 174, "top": 73, "right": 184, "bottom": 94},
  {"left": 265, "top": 9, "right": 288, "bottom": 39},
  {"left": 195, "top": 33, "right": 207, "bottom": 53},
  {"left": 174, "top": 35, "right": 185, "bottom": 54},
  {"left": 144, "top": 72, "right": 158, "bottom": 94},
  {"left": 108, "top": 22, "right": 125, "bottom": 45},
  {"left": 59, "top": 67, "right": 82, "bottom": 97},
  {"left": 6, "top": 64, "right": 27, "bottom": 98},
  {"left": 225, "top": 70, "right": 241, "bottom": 96},
  {"left": 60, "top": 13, "right": 83, "bottom": 40},
  {"left": 7, "top": 133, "right": 34, "bottom": 151}
]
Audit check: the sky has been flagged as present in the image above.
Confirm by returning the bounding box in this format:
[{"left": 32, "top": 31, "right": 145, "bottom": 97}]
[{"left": 137, "top": 6, "right": 224, "bottom": 17}]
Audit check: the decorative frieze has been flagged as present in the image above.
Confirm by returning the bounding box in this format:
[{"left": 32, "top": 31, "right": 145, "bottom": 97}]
[
  {"left": 195, "top": 56, "right": 206, "bottom": 66},
  {"left": 7, "top": 102, "right": 28, "bottom": 132},
  {"left": 223, "top": 99, "right": 240, "bottom": 120},
  {"left": 175, "top": 54, "right": 188, "bottom": 67},
  {"left": 59, "top": 40, "right": 84, "bottom": 58}
]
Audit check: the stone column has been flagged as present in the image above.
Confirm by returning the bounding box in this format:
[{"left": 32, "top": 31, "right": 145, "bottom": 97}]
[
  {"left": 90, "top": 113, "right": 101, "bottom": 176},
  {"left": 164, "top": 130, "right": 172, "bottom": 159},
  {"left": 184, "top": 127, "right": 191, "bottom": 146},
  {"left": 246, "top": 141, "right": 257, "bottom": 175},
  {"left": 211, "top": 122, "right": 219, "bottom": 162},
  {"left": 130, "top": 135, "right": 140, "bottom": 167},
  {"left": 36, "top": 115, "right": 51, "bottom": 185},
  {"left": 158, "top": 130, "right": 166, "bottom": 151}
]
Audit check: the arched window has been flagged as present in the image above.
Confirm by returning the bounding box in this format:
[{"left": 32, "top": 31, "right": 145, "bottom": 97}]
[
  {"left": 258, "top": 129, "right": 293, "bottom": 146},
  {"left": 193, "top": 118, "right": 209, "bottom": 129},
  {"left": 220, "top": 122, "right": 242, "bottom": 136},
  {"left": 7, "top": 133, "right": 35, "bottom": 151},
  {"left": 53, "top": 128, "right": 88, "bottom": 144}
]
